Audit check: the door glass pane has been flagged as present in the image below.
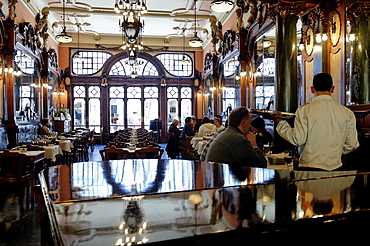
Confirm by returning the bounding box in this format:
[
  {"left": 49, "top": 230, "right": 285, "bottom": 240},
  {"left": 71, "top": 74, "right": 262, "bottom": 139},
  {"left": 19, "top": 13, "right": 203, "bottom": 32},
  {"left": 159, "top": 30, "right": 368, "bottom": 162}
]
[
  {"left": 144, "top": 99, "right": 158, "bottom": 130},
  {"left": 223, "top": 88, "right": 235, "bottom": 111},
  {"left": 167, "top": 99, "right": 178, "bottom": 126},
  {"left": 89, "top": 98, "right": 100, "bottom": 133},
  {"left": 127, "top": 99, "right": 141, "bottom": 128},
  {"left": 74, "top": 98, "right": 86, "bottom": 128},
  {"left": 110, "top": 99, "right": 125, "bottom": 133},
  {"left": 181, "top": 99, "right": 192, "bottom": 124}
]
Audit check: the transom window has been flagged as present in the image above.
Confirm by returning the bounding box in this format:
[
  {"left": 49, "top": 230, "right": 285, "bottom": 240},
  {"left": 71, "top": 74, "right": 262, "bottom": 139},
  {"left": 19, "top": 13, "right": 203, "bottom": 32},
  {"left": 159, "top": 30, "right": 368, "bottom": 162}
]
[
  {"left": 72, "top": 51, "right": 111, "bottom": 75},
  {"left": 109, "top": 58, "right": 159, "bottom": 77},
  {"left": 156, "top": 53, "right": 192, "bottom": 77}
]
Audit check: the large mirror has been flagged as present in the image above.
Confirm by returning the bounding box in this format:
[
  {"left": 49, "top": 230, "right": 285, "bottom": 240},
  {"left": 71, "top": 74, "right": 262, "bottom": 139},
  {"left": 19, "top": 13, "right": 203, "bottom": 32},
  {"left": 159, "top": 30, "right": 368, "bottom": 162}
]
[
  {"left": 14, "top": 49, "right": 40, "bottom": 123},
  {"left": 222, "top": 55, "right": 240, "bottom": 113},
  {"left": 254, "top": 27, "right": 276, "bottom": 110},
  {"left": 345, "top": 6, "right": 370, "bottom": 105}
]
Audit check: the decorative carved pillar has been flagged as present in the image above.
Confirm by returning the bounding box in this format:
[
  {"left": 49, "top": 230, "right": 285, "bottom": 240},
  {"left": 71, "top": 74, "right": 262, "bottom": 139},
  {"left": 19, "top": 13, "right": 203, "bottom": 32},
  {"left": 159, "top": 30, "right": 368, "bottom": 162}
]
[
  {"left": 41, "top": 48, "right": 49, "bottom": 118},
  {"left": 238, "top": 28, "right": 248, "bottom": 107},
  {"left": 275, "top": 14, "right": 298, "bottom": 113},
  {"left": 3, "top": 18, "right": 18, "bottom": 148}
]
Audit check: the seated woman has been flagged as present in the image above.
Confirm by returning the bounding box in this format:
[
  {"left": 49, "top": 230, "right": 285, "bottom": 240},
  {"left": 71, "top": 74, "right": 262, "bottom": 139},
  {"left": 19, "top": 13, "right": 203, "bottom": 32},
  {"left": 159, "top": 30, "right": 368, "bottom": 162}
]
[
  {"left": 251, "top": 117, "right": 273, "bottom": 150},
  {"left": 40, "top": 118, "right": 51, "bottom": 136},
  {"left": 213, "top": 118, "right": 225, "bottom": 132},
  {"left": 198, "top": 117, "right": 217, "bottom": 137}
]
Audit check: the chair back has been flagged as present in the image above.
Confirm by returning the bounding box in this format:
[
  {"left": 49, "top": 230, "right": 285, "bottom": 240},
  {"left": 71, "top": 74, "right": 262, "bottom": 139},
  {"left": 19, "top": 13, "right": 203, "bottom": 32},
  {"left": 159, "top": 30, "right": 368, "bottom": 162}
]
[
  {"left": 99, "top": 146, "right": 129, "bottom": 160},
  {"left": 0, "top": 150, "right": 28, "bottom": 180},
  {"left": 135, "top": 145, "right": 163, "bottom": 159}
]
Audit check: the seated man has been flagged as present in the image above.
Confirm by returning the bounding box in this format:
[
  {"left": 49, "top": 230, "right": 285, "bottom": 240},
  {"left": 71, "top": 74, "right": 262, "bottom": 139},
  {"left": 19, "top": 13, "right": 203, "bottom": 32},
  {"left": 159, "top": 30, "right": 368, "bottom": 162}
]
[{"left": 205, "top": 107, "right": 267, "bottom": 168}]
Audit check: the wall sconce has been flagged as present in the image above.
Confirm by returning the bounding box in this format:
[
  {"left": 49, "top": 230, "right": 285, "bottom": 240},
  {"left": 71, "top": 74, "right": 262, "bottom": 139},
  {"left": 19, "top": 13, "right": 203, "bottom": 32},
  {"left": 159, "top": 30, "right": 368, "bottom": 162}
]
[
  {"left": 160, "top": 74, "right": 166, "bottom": 87},
  {"left": 101, "top": 72, "right": 108, "bottom": 86},
  {"left": 240, "top": 71, "right": 247, "bottom": 77}
]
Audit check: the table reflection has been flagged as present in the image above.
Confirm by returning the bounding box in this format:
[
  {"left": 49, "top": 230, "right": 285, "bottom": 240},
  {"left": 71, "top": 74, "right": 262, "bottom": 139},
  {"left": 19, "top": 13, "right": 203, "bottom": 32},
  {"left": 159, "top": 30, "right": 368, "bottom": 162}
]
[{"left": 39, "top": 160, "right": 370, "bottom": 245}]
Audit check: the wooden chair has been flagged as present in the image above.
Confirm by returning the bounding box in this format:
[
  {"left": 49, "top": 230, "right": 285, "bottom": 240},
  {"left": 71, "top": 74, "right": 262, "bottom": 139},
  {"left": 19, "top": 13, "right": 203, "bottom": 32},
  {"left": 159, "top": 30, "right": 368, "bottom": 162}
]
[
  {"left": 75, "top": 136, "right": 90, "bottom": 161},
  {"left": 135, "top": 145, "right": 164, "bottom": 159},
  {"left": 87, "top": 129, "right": 95, "bottom": 152},
  {"left": 0, "top": 150, "right": 31, "bottom": 212},
  {"left": 185, "top": 136, "right": 199, "bottom": 160},
  {"left": 99, "top": 146, "right": 130, "bottom": 160}
]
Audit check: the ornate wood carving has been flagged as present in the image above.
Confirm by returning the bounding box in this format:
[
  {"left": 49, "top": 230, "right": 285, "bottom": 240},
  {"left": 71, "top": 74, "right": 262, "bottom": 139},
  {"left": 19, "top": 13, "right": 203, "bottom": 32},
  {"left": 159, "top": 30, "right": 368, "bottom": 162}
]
[
  {"left": 204, "top": 53, "right": 213, "bottom": 72},
  {"left": 269, "top": 1, "right": 307, "bottom": 21},
  {"left": 210, "top": 17, "right": 223, "bottom": 54},
  {"left": 18, "top": 22, "right": 37, "bottom": 53},
  {"left": 220, "top": 30, "right": 236, "bottom": 58},
  {"left": 48, "top": 48, "right": 58, "bottom": 69},
  {"left": 35, "top": 12, "right": 49, "bottom": 49},
  {"left": 7, "top": 0, "right": 18, "bottom": 20}
]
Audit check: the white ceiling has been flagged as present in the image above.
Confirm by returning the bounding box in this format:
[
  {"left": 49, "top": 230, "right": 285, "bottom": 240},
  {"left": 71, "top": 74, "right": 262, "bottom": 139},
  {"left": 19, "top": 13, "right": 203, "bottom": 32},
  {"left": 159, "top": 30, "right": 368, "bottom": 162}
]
[{"left": 28, "top": 0, "right": 236, "bottom": 51}]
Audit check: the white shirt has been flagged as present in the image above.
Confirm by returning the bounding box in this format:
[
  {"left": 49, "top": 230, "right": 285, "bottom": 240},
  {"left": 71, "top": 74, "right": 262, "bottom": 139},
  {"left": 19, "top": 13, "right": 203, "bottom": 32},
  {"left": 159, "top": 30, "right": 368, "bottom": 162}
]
[
  {"left": 276, "top": 95, "right": 359, "bottom": 171},
  {"left": 198, "top": 123, "right": 217, "bottom": 137}
]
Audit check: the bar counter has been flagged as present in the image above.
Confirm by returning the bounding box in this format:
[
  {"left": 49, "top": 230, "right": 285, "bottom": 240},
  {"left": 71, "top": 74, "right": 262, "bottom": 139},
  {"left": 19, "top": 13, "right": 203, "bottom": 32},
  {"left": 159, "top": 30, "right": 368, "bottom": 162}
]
[{"left": 39, "top": 159, "right": 370, "bottom": 245}]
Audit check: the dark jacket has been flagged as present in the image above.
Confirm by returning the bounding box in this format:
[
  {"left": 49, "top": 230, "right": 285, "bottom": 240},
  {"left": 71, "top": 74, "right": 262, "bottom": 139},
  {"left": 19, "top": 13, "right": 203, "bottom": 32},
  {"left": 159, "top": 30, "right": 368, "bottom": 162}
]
[
  {"left": 169, "top": 124, "right": 181, "bottom": 137},
  {"left": 205, "top": 126, "right": 267, "bottom": 168}
]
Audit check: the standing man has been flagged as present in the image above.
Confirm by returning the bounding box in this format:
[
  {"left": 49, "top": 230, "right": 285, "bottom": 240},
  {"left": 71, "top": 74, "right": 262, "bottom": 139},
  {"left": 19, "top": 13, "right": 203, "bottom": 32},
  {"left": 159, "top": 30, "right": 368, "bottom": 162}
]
[
  {"left": 205, "top": 107, "right": 267, "bottom": 168},
  {"left": 274, "top": 73, "right": 359, "bottom": 171}
]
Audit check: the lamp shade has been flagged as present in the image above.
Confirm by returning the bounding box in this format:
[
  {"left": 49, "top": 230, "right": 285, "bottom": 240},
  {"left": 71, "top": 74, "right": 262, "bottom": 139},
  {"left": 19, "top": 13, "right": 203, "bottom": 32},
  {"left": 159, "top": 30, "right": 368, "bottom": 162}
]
[
  {"left": 210, "top": 0, "right": 234, "bottom": 13},
  {"left": 56, "top": 28, "right": 73, "bottom": 43},
  {"left": 188, "top": 35, "right": 203, "bottom": 47}
]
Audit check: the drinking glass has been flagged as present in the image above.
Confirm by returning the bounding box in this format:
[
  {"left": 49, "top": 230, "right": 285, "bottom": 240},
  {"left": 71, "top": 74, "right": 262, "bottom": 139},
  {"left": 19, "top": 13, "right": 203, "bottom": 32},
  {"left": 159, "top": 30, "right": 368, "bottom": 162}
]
[{"left": 284, "top": 150, "right": 293, "bottom": 167}]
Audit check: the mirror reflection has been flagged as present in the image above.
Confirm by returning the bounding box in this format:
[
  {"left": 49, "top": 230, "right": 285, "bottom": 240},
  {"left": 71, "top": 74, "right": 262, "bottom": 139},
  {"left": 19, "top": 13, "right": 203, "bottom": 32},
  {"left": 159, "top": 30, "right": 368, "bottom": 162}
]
[
  {"left": 255, "top": 27, "right": 275, "bottom": 110},
  {"left": 14, "top": 50, "right": 39, "bottom": 122}
]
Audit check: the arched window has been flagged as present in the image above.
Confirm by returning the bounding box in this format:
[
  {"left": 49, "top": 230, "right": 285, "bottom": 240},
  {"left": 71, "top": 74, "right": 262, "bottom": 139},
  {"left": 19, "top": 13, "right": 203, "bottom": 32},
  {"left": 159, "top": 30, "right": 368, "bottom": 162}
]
[
  {"left": 109, "top": 58, "right": 159, "bottom": 76},
  {"left": 156, "top": 53, "right": 192, "bottom": 77},
  {"left": 72, "top": 51, "right": 112, "bottom": 75}
]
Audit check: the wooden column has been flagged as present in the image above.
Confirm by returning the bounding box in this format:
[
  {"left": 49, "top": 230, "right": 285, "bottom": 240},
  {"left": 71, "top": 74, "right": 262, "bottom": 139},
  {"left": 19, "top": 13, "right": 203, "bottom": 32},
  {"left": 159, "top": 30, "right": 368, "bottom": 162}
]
[{"left": 3, "top": 18, "right": 18, "bottom": 148}]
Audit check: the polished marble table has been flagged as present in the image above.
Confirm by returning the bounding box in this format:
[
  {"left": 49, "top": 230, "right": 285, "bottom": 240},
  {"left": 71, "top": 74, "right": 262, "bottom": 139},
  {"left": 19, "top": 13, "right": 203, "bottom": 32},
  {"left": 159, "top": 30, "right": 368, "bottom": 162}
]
[{"left": 39, "top": 160, "right": 370, "bottom": 245}]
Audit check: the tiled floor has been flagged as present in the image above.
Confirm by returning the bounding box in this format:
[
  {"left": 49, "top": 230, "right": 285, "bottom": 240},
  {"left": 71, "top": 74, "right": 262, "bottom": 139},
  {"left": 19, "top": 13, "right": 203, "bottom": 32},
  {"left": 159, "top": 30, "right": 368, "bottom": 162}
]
[{"left": 0, "top": 144, "right": 169, "bottom": 245}]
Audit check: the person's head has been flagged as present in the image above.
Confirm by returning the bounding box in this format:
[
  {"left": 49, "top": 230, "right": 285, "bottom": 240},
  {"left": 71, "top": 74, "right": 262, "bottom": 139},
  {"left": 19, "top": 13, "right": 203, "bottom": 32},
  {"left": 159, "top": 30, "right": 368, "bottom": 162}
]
[
  {"left": 41, "top": 118, "right": 50, "bottom": 126},
  {"left": 251, "top": 117, "right": 265, "bottom": 133},
  {"left": 172, "top": 119, "right": 179, "bottom": 126},
  {"left": 214, "top": 114, "right": 222, "bottom": 120},
  {"left": 228, "top": 107, "right": 251, "bottom": 134},
  {"left": 214, "top": 118, "right": 222, "bottom": 127},
  {"left": 201, "top": 116, "right": 212, "bottom": 125},
  {"left": 185, "top": 116, "right": 196, "bottom": 126},
  {"left": 311, "top": 73, "right": 334, "bottom": 94}
]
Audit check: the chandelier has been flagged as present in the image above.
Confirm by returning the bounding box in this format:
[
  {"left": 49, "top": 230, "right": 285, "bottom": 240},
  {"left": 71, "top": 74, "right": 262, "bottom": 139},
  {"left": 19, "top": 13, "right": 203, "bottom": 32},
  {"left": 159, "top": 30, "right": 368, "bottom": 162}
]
[
  {"left": 188, "top": 0, "right": 203, "bottom": 48},
  {"left": 117, "top": 0, "right": 146, "bottom": 45}
]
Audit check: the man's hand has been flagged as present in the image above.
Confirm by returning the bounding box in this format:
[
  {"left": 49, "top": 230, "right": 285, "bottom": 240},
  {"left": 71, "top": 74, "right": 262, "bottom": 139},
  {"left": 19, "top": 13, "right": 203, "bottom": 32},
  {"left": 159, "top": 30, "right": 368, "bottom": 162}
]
[{"left": 246, "top": 132, "right": 258, "bottom": 147}]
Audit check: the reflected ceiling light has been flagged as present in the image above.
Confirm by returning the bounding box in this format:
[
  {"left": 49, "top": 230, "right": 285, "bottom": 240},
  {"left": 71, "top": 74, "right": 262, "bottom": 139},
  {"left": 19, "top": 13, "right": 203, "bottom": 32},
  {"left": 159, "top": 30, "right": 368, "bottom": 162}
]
[
  {"left": 188, "top": 0, "right": 203, "bottom": 48},
  {"left": 56, "top": 0, "right": 73, "bottom": 43},
  {"left": 210, "top": 0, "right": 234, "bottom": 13}
]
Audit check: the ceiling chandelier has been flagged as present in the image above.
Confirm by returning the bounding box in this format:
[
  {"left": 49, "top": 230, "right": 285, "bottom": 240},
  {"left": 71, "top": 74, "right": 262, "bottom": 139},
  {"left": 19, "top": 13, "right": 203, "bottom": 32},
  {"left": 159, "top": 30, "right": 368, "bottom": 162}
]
[
  {"left": 117, "top": 0, "right": 146, "bottom": 45},
  {"left": 210, "top": 0, "right": 234, "bottom": 13},
  {"left": 56, "top": 0, "right": 73, "bottom": 43},
  {"left": 188, "top": 0, "right": 203, "bottom": 48}
]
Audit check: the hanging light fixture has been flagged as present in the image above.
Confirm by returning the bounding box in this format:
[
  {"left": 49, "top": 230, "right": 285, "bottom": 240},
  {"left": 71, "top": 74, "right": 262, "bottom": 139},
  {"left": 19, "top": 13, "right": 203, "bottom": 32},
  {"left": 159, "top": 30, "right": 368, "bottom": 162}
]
[
  {"left": 56, "top": 0, "right": 73, "bottom": 43},
  {"left": 210, "top": 0, "right": 234, "bottom": 13},
  {"left": 74, "top": 24, "right": 82, "bottom": 61},
  {"left": 180, "top": 31, "right": 190, "bottom": 65},
  {"left": 188, "top": 0, "right": 203, "bottom": 48},
  {"left": 118, "top": 0, "right": 146, "bottom": 45}
]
